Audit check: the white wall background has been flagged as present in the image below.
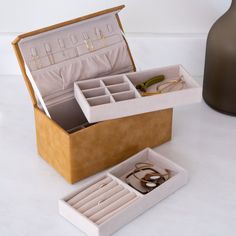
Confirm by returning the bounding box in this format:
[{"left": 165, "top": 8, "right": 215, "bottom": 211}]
[{"left": 0, "top": 0, "right": 231, "bottom": 75}]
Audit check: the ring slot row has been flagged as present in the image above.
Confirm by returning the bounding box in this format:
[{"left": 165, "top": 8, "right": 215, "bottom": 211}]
[
  {"left": 78, "top": 185, "right": 125, "bottom": 213},
  {"left": 89, "top": 192, "right": 137, "bottom": 222},
  {"left": 83, "top": 189, "right": 130, "bottom": 218},
  {"left": 66, "top": 175, "right": 140, "bottom": 225},
  {"left": 73, "top": 180, "right": 118, "bottom": 209},
  {"left": 95, "top": 197, "right": 138, "bottom": 225},
  {"left": 67, "top": 176, "right": 112, "bottom": 205}
]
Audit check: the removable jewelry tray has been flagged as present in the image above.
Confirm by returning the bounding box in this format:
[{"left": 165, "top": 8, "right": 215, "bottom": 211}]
[
  {"left": 16, "top": 7, "right": 135, "bottom": 131},
  {"left": 59, "top": 148, "right": 188, "bottom": 236},
  {"left": 74, "top": 64, "right": 202, "bottom": 123}
]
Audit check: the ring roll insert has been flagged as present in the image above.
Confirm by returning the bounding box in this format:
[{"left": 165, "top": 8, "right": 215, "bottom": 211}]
[
  {"left": 78, "top": 185, "right": 125, "bottom": 213},
  {"left": 89, "top": 192, "right": 137, "bottom": 222},
  {"left": 83, "top": 188, "right": 129, "bottom": 217},
  {"left": 73, "top": 180, "right": 118, "bottom": 209},
  {"left": 67, "top": 176, "right": 112, "bottom": 205},
  {"left": 59, "top": 148, "right": 188, "bottom": 236}
]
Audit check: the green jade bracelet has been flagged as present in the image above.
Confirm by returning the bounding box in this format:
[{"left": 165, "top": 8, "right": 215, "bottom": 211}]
[{"left": 136, "top": 75, "right": 165, "bottom": 92}]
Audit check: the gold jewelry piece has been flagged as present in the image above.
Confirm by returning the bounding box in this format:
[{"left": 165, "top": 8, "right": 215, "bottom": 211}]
[
  {"left": 95, "top": 27, "right": 102, "bottom": 40},
  {"left": 133, "top": 162, "right": 169, "bottom": 181},
  {"left": 97, "top": 184, "right": 109, "bottom": 205},
  {"left": 136, "top": 75, "right": 165, "bottom": 92},
  {"left": 156, "top": 76, "right": 185, "bottom": 93},
  {"left": 125, "top": 162, "right": 170, "bottom": 194},
  {"left": 44, "top": 43, "right": 54, "bottom": 64},
  {"left": 99, "top": 183, "right": 107, "bottom": 189},
  {"left": 83, "top": 32, "right": 94, "bottom": 51},
  {"left": 141, "top": 76, "right": 185, "bottom": 96},
  {"left": 97, "top": 199, "right": 106, "bottom": 205},
  {"left": 141, "top": 91, "right": 161, "bottom": 96},
  {"left": 84, "top": 40, "right": 90, "bottom": 50},
  {"left": 135, "top": 162, "right": 153, "bottom": 170}
]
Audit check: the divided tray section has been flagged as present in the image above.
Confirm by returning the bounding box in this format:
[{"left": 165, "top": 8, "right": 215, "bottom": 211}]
[
  {"left": 74, "top": 65, "right": 202, "bottom": 123},
  {"left": 75, "top": 79, "right": 111, "bottom": 107},
  {"left": 126, "top": 65, "right": 198, "bottom": 95},
  {"left": 102, "top": 75, "right": 140, "bottom": 101},
  {"left": 109, "top": 148, "right": 187, "bottom": 195},
  {"left": 64, "top": 175, "right": 140, "bottom": 226},
  {"left": 74, "top": 75, "right": 141, "bottom": 109}
]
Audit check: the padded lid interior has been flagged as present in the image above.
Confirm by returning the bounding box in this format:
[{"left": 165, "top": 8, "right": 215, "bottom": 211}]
[{"left": 18, "top": 10, "right": 134, "bottom": 104}]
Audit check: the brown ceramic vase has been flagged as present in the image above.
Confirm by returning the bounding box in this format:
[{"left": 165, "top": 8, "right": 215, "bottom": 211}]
[{"left": 203, "top": 0, "right": 236, "bottom": 115}]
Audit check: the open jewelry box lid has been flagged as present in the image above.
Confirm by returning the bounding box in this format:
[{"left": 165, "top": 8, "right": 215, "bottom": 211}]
[
  {"left": 12, "top": 5, "right": 201, "bottom": 125},
  {"left": 12, "top": 5, "right": 136, "bottom": 117}
]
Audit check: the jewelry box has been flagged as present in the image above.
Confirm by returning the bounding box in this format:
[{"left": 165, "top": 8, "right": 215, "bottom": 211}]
[
  {"left": 12, "top": 5, "right": 174, "bottom": 183},
  {"left": 12, "top": 5, "right": 200, "bottom": 184},
  {"left": 59, "top": 148, "right": 188, "bottom": 236}
]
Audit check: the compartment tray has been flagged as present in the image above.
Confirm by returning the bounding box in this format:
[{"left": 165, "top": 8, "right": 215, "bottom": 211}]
[
  {"left": 74, "top": 65, "right": 202, "bottom": 123},
  {"left": 59, "top": 148, "right": 188, "bottom": 236}
]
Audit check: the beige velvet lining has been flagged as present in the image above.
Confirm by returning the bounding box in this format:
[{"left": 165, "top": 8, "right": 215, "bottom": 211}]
[
  {"left": 18, "top": 13, "right": 133, "bottom": 101},
  {"left": 32, "top": 42, "right": 132, "bottom": 98},
  {"left": 17, "top": 12, "right": 134, "bottom": 131},
  {"left": 19, "top": 12, "right": 134, "bottom": 131},
  {"left": 66, "top": 176, "right": 139, "bottom": 225}
]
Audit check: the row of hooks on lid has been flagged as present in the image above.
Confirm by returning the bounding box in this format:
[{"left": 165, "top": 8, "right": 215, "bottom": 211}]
[{"left": 28, "top": 24, "right": 118, "bottom": 71}]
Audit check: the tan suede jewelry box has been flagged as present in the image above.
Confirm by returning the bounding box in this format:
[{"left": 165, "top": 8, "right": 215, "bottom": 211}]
[{"left": 12, "top": 5, "right": 174, "bottom": 184}]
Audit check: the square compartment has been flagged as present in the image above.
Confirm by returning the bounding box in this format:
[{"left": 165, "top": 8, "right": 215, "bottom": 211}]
[
  {"left": 77, "top": 80, "right": 102, "bottom": 90},
  {"left": 82, "top": 87, "right": 107, "bottom": 98},
  {"left": 102, "top": 75, "right": 125, "bottom": 86},
  {"left": 107, "top": 83, "right": 130, "bottom": 94},
  {"left": 112, "top": 91, "right": 137, "bottom": 102},
  {"left": 87, "top": 95, "right": 113, "bottom": 106}
]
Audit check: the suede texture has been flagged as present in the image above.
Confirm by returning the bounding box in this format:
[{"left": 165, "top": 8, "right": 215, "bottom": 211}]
[
  {"left": 13, "top": 6, "right": 173, "bottom": 184},
  {"left": 35, "top": 106, "right": 172, "bottom": 184}
]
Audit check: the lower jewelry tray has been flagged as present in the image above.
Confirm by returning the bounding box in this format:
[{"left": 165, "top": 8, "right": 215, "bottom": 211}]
[{"left": 59, "top": 148, "right": 188, "bottom": 236}]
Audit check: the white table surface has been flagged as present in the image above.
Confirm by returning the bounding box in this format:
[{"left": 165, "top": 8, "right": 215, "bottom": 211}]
[{"left": 0, "top": 75, "right": 235, "bottom": 236}]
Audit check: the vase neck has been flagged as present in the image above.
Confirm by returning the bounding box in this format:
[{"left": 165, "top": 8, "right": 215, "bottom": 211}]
[{"left": 230, "top": 0, "right": 236, "bottom": 9}]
